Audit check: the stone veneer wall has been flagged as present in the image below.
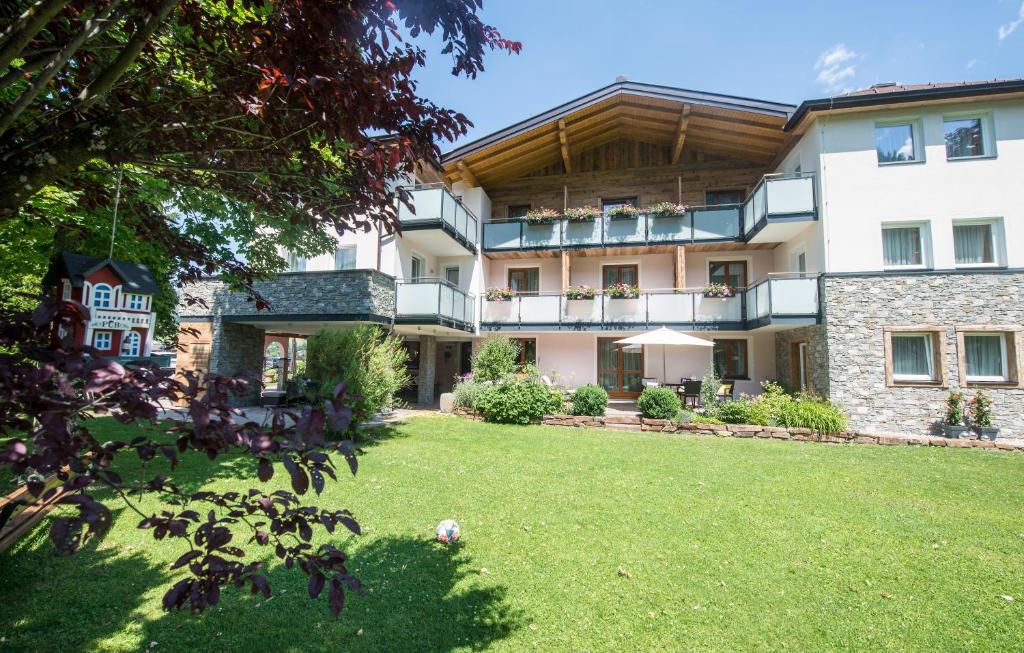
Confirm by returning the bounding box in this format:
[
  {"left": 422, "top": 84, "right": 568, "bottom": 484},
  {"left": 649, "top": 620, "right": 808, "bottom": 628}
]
[
  {"left": 210, "top": 321, "right": 265, "bottom": 405},
  {"left": 177, "top": 269, "right": 396, "bottom": 320},
  {"left": 821, "top": 272, "right": 1024, "bottom": 437},
  {"left": 774, "top": 324, "right": 830, "bottom": 395}
]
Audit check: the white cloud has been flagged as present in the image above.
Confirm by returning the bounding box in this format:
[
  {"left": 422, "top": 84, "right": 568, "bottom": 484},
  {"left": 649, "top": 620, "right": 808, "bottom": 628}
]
[
  {"left": 966, "top": 58, "right": 978, "bottom": 70},
  {"left": 815, "top": 44, "right": 858, "bottom": 93},
  {"left": 998, "top": 2, "right": 1024, "bottom": 40}
]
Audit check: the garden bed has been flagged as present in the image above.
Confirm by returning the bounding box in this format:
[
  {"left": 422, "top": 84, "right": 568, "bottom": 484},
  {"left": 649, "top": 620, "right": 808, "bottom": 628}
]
[{"left": 451, "top": 409, "right": 1024, "bottom": 451}]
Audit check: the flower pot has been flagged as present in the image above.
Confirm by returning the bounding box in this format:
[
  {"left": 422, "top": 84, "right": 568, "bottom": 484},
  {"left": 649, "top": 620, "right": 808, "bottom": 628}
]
[
  {"left": 943, "top": 425, "right": 969, "bottom": 439},
  {"left": 608, "top": 214, "right": 636, "bottom": 221},
  {"left": 958, "top": 428, "right": 978, "bottom": 440},
  {"left": 651, "top": 212, "right": 684, "bottom": 219},
  {"left": 607, "top": 295, "right": 639, "bottom": 300},
  {"left": 565, "top": 296, "right": 595, "bottom": 301},
  {"left": 975, "top": 426, "right": 999, "bottom": 441}
]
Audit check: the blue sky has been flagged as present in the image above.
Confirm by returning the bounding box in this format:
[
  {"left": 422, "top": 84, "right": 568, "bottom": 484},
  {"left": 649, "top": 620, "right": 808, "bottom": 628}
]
[{"left": 411, "top": 0, "right": 1024, "bottom": 150}]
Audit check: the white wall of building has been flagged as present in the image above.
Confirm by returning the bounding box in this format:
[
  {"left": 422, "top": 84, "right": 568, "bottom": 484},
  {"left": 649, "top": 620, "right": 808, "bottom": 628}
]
[{"left": 809, "top": 98, "right": 1024, "bottom": 272}]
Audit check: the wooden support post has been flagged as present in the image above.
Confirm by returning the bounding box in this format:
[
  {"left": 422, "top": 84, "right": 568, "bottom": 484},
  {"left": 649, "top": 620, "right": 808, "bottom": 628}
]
[
  {"left": 677, "top": 176, "right": 682, "bottom": 204},
  {"left": 671, "top": 104, "right": 691, "bottom": 165},
  {"left": 456, "top": 160, "right": 478, "bottom": 187},
  {"left": 563, "top": 185, "right": 568, "bottom": 211},
  {"left": 674, "top": 246, "right": 686, "bottom": 290},
  {"left": 561, "top": 251, "right": 571, "bottom": 292},
  {"left": 558, "top": 119, "right": 572, "bottom": 173}
]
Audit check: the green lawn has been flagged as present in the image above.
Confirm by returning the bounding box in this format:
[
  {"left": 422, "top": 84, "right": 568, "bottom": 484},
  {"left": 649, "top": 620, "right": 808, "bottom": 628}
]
[{"left": 2, "top": 416, "right": 1023, "bottom": 652}]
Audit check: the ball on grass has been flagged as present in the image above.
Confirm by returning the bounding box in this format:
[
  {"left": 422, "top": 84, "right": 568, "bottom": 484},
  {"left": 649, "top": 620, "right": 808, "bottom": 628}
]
[{"left": 435, "top": 519, "right": 460, "bottom": 543}]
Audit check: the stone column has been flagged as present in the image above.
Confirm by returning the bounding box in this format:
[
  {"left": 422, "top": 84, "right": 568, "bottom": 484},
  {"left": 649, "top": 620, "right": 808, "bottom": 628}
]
[
  {"left": 210, "top": 321, "right": 265, "bottom": 406},
  {"left": 417, "top": 335, "right": 437, "bottom": 405}
]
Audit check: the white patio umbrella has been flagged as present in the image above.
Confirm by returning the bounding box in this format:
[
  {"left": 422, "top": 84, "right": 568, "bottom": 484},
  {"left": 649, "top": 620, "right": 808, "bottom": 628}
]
[{"left": 616, "top": 327, "right": 714, "bottom": 384}]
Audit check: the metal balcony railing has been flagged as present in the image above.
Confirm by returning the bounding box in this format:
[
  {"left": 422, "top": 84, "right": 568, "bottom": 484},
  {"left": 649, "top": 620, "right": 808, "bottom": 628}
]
[
  {"left": 395, "top": 278, "right": 475, "bottom": 330},
  {"left": 397, "top": 184, "right": 479, "bottom": 249}
]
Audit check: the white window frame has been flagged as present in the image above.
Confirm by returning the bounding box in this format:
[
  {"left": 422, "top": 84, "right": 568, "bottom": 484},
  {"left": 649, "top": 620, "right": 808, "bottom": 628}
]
[
  {"left": 126, "top": 293, "right": 145, "bottom": 310},
  {"left": 410, "top": 253, "right": 425, "bottom": 280},
  {"left": 285, "top": 251, "right": 306, "bottom": 272},
  {"left": 881, "top": 221, "right": 931, "bottom": 271},
  {"left": 120, "top": 331, "right": 141, "bottom": 357},
  {"left": 952, "top": 218, "right": 1003, "bottom": 269},
  {"left": 942, "top": 112, "right": 996, "bottom": 161},
  {"left": 92, "top": 330, "right": 113, "bottom": 351},
  {"left": 334, "top": 245, "right": 357, "bottom": 270},
  {"left": 92, "top": 283, "right": 113, "bottom": 308},
  {"left": 963, "top": 333, "right": 1009, "bottom": 383},
  {"left": 874, "top": 119, "right": 924, "bottom": 165},
  {"left": 891, "top": 332, "right": 936, "bottom": 382},
  {"left": 443, "top": 265, "right": 461, "bottom": 287}
]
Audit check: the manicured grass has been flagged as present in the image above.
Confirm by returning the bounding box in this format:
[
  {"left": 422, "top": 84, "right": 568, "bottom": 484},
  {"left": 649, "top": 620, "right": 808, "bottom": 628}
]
[{"left": 2, "top": 416, "right": 1024, "bottom": 651}]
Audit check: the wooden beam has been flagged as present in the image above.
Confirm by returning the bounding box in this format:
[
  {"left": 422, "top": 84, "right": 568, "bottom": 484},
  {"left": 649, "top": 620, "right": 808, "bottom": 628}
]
[
  {"left": 561, "top": 251, "right": 571, "bottom": 292},
  {"left": 671, "top": 104, "right": 692, "bottom": 165},
  {"left": 456, "top": 160, "right": 478, "bottom": 187},
  {"left": 558, "top": 118, "right": 572, "bottom": 173},
  {"left": 674, "top": 245, "right": 686, "bottom": 289}
]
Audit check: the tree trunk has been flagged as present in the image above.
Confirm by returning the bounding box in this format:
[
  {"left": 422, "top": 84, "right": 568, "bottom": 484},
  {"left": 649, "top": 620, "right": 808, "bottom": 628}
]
[{"left": 0, "top": 125, "right": 102, "bottom": 218}]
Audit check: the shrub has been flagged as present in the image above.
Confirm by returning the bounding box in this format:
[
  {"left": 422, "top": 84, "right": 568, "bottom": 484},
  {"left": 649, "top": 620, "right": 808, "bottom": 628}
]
[
  {"left": 472, "top": 335, "right": 520, "bottom": 382},
  {"left": 453, "top": 379, "right": 487, "bottom": 410},
  {"left": 945, "top": 390, "right": 965, "bottom": 426},
  {"left": 673, "top": 409, "right": 724, "bottom": 425},
  {"left": 712, "top": 399, "right": 754, "bottom": 424},
  {"left": 305, "top": 325, "right": 409, "bottom": 427},
  {"left": 970, "top": 391, "right": 993, "bottom": 428},
  {"left": 476, "top": 379, "right": 562, "bottom": 424},
  {"left": 700, "top": 364, "right": 720, "bottom": 408},
  {"left": 569, "top": 384, "right": 609, "bottom": 416},
  {"left": 637, "top": 386, "right": 681, "bottom": 419},
  {"left": 777, "top": 395, "right": 847, "bottom": 434}
]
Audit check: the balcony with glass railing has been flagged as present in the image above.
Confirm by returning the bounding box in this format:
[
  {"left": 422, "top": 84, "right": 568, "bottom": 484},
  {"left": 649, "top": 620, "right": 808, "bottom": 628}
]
[
  {"left": 395, "top": 279, "right": 475, "bottom": 332},
  {"left": 396, "top": 184, "right": 479, "bottom": 254},
  {"left": 480, "top": 274, "right": 821, "bottom": 331},
  {"left": 481, "top": 172, "right": 815, "bottom": 253}
]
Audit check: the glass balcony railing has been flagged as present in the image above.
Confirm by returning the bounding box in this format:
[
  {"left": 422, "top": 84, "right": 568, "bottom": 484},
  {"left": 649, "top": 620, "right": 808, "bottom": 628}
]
[
  {"left": 744, "top": 274, "right": 821, "bottom": 322},
  {"left": 397, "top": 185, "right": 479, "bottom": 249},
  {"left": 395, "top": 280, "right": 475, "bottom": 329},
  {"left": 481, "top": 172, "right": 815, "bottom": 252}
]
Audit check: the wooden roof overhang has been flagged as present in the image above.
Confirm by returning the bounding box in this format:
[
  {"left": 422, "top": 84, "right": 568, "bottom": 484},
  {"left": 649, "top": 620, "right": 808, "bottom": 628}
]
[{"left": 441, "top": 81, "right": 797, "bottom": 187}]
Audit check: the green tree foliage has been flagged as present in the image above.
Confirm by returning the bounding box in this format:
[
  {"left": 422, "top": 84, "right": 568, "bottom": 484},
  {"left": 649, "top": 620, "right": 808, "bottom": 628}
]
[
  {"left": 471, "top": 335, "right": 521, "bottom": 382},
  {"left": 305, "top": 326, "right": 409, "bottom": 428}
]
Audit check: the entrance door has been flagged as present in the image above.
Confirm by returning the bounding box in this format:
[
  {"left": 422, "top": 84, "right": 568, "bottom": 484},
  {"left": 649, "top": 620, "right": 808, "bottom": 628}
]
[
  {"left": 790, "top": 341, "right": 808, "bottom": 392},
  {"left": 597, "top": 338, "right": 644, "bottom": 397}
]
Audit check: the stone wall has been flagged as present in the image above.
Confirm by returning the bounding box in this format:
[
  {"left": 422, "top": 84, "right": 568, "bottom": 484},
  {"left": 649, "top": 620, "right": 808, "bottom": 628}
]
[
  {"left": 210, "top": 321, "right": 265, "bottom": 405},
  {"left": 821, "top": 272, "right": 1024, "bottom": 436},
  {"left": 177, "top": 269, "right": 396, "bottom": 320},
  {"left": 773, "top": 324, "right": 830, "bottom": 395}
]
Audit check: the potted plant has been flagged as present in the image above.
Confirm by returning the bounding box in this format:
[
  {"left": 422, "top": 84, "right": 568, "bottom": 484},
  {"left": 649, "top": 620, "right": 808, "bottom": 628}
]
[
  {"left": 484, "top": 287, "right": 515, "bottom": 302},
  {"left": 523, "top": 207, "right": 561, "bottom": 224},
  {"left": 702, "top": 282, "right": 735, "bottom": 299},
  {"left": 606, "top": 204, "right": 639, "bottom": 221},
  {"left": 646, "top": 201, "right": 688, "bottom": 218},
  {"left": 942, "top": 391, "right": 969, "bottom": 438},
  {"left": 564, "top": 285, "right": 596, "bottom": 300},
  {"left": 604, "top": 282, "right": 640, "bottom": 299},
  {"left": 969, "top": 391, "right": 999, "bottom": 440},
  {"left": 562, "top": 206, "right": 601, "bottom": 222}
]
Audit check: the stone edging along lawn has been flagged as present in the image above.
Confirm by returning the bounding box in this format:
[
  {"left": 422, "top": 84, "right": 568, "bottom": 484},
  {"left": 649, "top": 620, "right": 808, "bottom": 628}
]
[{"left": 449, "top": 409, "right": 1024, "bottom": 452}]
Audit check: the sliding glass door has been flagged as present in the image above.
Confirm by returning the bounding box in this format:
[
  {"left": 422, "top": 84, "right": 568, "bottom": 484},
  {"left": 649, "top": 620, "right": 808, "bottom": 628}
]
[{"left": 597, "top": 338, "right": 644, "bottom": 397}]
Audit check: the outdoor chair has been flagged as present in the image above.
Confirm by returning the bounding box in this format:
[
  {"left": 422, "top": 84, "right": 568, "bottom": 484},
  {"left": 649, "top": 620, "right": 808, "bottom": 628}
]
[
  {"left": 716, "top": 382, "right": 736, "bottom": 401},
  {"left": 642, "top": 377, "right": 660, "bottom": 388},
  {"left": 680, "top": 379, "right": 702, "bottom": 407}
]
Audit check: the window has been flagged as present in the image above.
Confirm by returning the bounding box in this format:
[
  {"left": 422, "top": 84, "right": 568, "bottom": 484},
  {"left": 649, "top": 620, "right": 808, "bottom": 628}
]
[
  {"left": 963, "top": 333, "right": 1008, "bottom": 383},
  {"left": 884, "top": 327, "right": 945, "bottom": 386},
  {"left": 92, "top": 331, "right": 112, "bottom": 350},
  {"left": 285, "top": 252, "right": 305, "bottom": 272},
  {"left": 513, "top": 338, "right": 537, "bottom": 367},
  {"left": 508, "top": 204, "right": 531, "bottom": 220},
  {"left": 410, "top": 255, "right": 424, "bottom": 280},
  {"left": 126, "top": 294, "right": 145, "bottom": 310},
  {"left": 120, "top": 331, "right": 141, "bottom": 357},
  {"left": 62, "top": 280, "right": 72, "bottom": 300},
  {"left": 713, "top": 339, "right": 748, "bottom": 379},
  {"left": 708, "top": 261, "right": 747, "bottom": 289},
  {"left": 444, "top": 266, "right": 460, "bottom": 286},
  {"left": 92, "top": 284, "right": 112, "bottom": 308},
  {"left": 797, "top": 252, "right": 807, "bottom": 273},
  {"left": 881, "top": 223, "right": 928, "bottom": 269},
  {"left": 335, "top": 245, "right": 357, "bottom": 270},
  {"left": 705, "top": 190, "right": 744, "bottom": 206},
  {"left": 944, "top": 117, "right": 986, "bottom": 159},
  {"left": 953, "top": 220, "right": 999, "bottom": 267},
  {"left": 875, "top": 123, "right": 918, "bottom": 163},
  {"left": 601, "top": 264, "right": 638, "bottom": 288},
  {"left": 508, "top": 267, "right": 539, "bottom": 295},
  {"left": 601, "top": 197, "right": 638, "bottom": 217}
]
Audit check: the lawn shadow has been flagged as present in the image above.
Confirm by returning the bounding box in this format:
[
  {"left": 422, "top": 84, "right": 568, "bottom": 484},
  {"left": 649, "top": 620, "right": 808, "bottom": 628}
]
[
  {"left": 130, "top": 534, "right": 525, "bottom": 653},
  {"left": 0, "top": 507, "right": 171, "bottom": 653}
]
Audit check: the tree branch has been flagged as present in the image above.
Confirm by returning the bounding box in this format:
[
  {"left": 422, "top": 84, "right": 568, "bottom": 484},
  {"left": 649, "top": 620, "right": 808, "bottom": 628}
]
[
  {"left": 77, "top": 0, "right": 178, "bottom": 110},
  {"left": 0, "top": 0, "right": 72, "bottom": 73}
]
